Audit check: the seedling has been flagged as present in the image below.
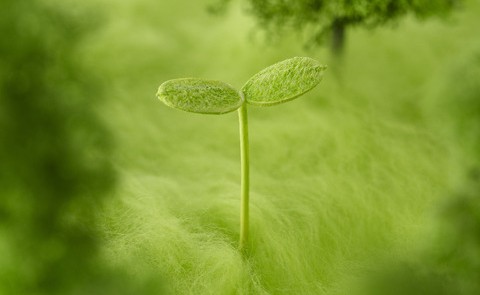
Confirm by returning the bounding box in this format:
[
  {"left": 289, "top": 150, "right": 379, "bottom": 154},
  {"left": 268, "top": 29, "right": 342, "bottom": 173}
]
[{"left": 157, "top": 57, "right": 326, "bottom": 254}]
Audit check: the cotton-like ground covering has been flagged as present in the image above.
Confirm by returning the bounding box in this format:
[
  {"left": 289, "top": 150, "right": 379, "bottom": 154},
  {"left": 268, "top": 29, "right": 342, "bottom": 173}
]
[{"left": 72, "top": 0, "right": 480, "bottom": 293}]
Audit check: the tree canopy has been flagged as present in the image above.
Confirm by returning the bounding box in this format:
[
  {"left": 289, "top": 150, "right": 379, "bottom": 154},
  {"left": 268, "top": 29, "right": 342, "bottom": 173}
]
[{"left": 217, "top": 0, "right": 462, "bottom": 54}]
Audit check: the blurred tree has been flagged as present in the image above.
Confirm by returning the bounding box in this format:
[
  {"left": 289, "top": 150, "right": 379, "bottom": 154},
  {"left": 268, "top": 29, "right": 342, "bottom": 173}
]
[
  {"left": 356, "top": 169, "right": 480, "bottom": 295},
  {"left": 427, "top": 46, "right": 480, "bottom": 167},
  {"left": 212, "top": 0, "right": 462, "bottom": 56},
  {"left": 0, "top": 0, "right": 164, "bottom": 294},
  {"left": 437, "top": 169, "right": 480, "bottom": 294}
]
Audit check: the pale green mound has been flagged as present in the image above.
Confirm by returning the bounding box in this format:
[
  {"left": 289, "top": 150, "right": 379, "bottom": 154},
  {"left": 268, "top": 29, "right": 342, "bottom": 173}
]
[
  {"left": 102, "top": 100, "right": 449, "bottom": 294},
  {"left": 157, "top": 78, "right": 243, "bottom": 114},
  {"left": 242, "top": 57, "right": 327, "bottom": 106}
]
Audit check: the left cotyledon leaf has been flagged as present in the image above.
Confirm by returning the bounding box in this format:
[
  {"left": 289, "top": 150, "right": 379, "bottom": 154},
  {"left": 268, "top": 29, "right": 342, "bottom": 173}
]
[{"left": 157, "top": 78, "right": 243, "bottom": 114}]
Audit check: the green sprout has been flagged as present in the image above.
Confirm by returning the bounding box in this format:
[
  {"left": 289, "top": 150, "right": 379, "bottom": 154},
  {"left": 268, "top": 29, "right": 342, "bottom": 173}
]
[{"left": 157, "top": 57, "right": 327, "bottom": 254}]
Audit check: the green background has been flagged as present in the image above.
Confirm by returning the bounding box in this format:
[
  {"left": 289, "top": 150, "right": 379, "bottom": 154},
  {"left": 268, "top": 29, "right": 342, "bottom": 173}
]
[{"left": 1, "top": 0, "right": 479, "bottom": 294}]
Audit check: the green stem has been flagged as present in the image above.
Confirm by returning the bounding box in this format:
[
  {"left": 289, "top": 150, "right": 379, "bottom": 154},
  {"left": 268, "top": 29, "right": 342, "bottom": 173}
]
[{"left": 238, "top": 102, "right": 250, "bottom": 254}]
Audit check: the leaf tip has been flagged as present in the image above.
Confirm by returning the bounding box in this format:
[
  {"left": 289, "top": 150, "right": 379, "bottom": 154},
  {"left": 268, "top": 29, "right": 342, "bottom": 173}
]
[{"left": 242, "top": 56, "right": 327, "bottom": 106}]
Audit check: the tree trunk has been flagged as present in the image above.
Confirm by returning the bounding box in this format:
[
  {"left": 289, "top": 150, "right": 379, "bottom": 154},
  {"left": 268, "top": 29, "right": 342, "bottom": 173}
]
[{"left": 331, "top": 20, "right": 346, "bottom": 57}]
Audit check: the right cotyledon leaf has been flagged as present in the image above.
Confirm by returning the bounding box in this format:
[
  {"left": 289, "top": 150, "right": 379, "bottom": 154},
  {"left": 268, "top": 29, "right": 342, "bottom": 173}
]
[
  {"left": 157, "top": 78, "right": 243, "bottom": 114},
  {"left": 242, "top": 57, "right": 327, "bottom": 106}
]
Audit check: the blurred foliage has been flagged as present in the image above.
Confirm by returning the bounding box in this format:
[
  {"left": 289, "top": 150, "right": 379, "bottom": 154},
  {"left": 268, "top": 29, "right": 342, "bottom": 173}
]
[
  {"left": 426, "top": 45, "right": 480, "bottom": 166},
  {"left": 213, "top": 0, "right": 462, "bottom": 54},
  {"left": 357, "top": 46, "right": 480, "bottom": 294},
  {"left": 438, "top": 169, "right": 480, "bottom": 292},
  {"left": 358, "top": 169, "right": 480, "bottom": 295},
  {"left": 0, "top": 0, "right": 163, "bottom": 293}
]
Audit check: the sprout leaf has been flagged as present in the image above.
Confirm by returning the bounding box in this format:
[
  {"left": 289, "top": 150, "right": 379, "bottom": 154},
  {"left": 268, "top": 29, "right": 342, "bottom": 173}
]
[
  {"left": 242, "top": 57, "right": 327, "bottom": 106},
  {"left": 157, "top": 78, "right": 243, "bottom": 114}
]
